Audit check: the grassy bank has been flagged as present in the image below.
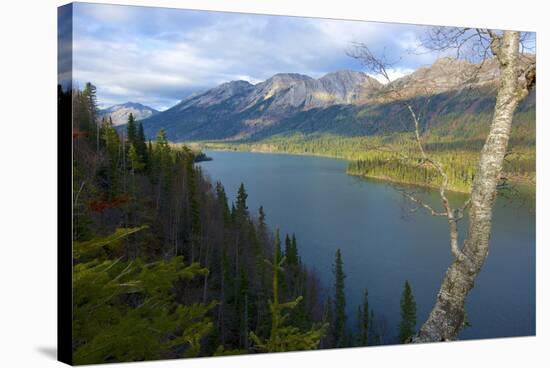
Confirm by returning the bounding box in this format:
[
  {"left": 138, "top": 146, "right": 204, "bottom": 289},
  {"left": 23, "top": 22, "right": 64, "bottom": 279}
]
[{"left": 192, "top": 133, "right": 535, "bottom": 194}]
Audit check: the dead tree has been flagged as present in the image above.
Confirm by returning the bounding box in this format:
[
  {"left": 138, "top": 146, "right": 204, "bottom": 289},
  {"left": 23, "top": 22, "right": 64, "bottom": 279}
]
[{"left": 349, "top": 28, "right": 535, "bottom": 342}]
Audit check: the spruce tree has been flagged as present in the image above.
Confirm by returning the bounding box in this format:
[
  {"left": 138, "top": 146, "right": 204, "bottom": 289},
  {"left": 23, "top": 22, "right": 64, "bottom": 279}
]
[
  {"left": 291, "top": 234, "right": 299, "bottom": 265},
  {"left": 284, "top": 233, "right": 299, "bottom": 266},
  {"left": 128, "top": 144, "right": 145, "bottom": 173},
  {"left": 215, "top": 182, "right": 231, "bottom": 223},
  {"left": 136, "top": 122, "right": 148, "bottom": 166},
  {"left": 73, "top": 228, "right": 214, "bottom": 364},
  {"left": 356, "top": 305, "right": 363, "bottom": 346},
  {"left": 357, "top": 289, "right": 369, "bottom": 346},
  {"left": 369, "top": 309, "right": 382, "bottom": 345},
  {"left": 399, "top": 280, "right": 417, "bottom": 343},
  {"left": 273, "top": 229, "right": 282, "bottom": 301},
  {"left": 285, "top": 234, "right": 294, "bottom": 265},
  {"left": 235, "top": 183, "right": 249, "bottom": 220},
  {"left": 274, "top": 229, "right": 282, "bottom": 267},
  {"left": 258, "top": 206, "right": 267, "bottom": 240},
  {"left": 147, "top": 139, "right": 153, "bottom": 166},
  {"left": 82, "top": 82, "right": 98, "bottom": 150},
  {"left": 186, "top": 157, "right": 200, "bottom": 260},
  {"left": 155, "top": 129, "right": 169, "bottom": 161},
  {"left": 258, "top": 206, "right": 266, "bottom": 225},
  {"left": 230, "top": 203, "right": 236, "bottom": 223},
  {"left": 333, "top": 248, "right": 347, "bottom": 347},
  {"left": 249, "top": 228, "right": 326, "bottom": 352},
  {"left": 126, "top": 113, "right": 137, "bottom": 147},
  {"left": 322, "top": 296, "right": 335, "bottom": 348},
  {"left": 100, "top": 117, "right": 118, "bottom": 154},
  {"left": 82, "top": 82, "right": 97, "bottom": 115}
]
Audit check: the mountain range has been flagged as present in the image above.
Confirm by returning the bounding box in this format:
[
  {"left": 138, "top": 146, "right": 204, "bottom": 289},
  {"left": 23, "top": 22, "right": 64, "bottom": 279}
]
[
  {"left": 100, "top": 102, "right": 159, "bottom": 126},
  {"left": 139, "top": 56, "right": 535, "bottom": 142}
]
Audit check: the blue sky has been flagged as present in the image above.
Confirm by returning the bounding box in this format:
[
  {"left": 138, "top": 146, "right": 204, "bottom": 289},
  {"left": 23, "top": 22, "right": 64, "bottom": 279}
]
[{"left": 70, "top": 3, "right": 483, "bottom": 110}]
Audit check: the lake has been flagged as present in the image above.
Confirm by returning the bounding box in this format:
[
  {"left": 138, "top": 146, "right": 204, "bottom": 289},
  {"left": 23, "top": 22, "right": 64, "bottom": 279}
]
[{"left": 199, "top": 150, "right": 535, "bottom": 342}]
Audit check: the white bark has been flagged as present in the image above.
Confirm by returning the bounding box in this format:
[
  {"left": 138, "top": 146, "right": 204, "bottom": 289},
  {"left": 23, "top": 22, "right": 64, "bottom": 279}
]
[{"left": 414, "top": 31, "right": 534, "bottom": 342}]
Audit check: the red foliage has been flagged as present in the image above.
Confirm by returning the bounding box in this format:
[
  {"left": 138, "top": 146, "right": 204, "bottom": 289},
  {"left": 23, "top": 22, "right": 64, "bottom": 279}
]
[
  {"left": 73, "top": 130, "right": 90, "bottom": 139},
  {"left": 89, "top": 195, "right": 129, "bottom": 213}
]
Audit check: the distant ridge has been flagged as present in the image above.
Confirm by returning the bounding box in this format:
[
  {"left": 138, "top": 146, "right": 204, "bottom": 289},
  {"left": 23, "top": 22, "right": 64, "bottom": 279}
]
[
  {"left": 140, "top": 55, "right": 534, "bottom": 141},
  {"left": 99, "top": 102, "right": 159, "bottom": 126}
]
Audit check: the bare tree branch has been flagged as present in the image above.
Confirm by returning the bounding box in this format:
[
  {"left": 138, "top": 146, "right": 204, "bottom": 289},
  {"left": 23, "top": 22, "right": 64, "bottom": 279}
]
[
  {"left": 349, "top": 41, "right": 469, "bottom": 260},
  {"left": 412, "top": 29, "right": 536, "bottom": 343},
  {"left": 398, "top": 189, "right": 447, "bottom": 217}
]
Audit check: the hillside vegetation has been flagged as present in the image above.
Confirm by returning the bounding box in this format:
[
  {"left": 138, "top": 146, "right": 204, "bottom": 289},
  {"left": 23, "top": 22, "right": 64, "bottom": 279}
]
[
  {"left": 140, "top": 57, "right": 535, "bottom": 193},
  {"left": 68, "top": 84, "right": 330, "bottom": 364},
  {"left": 200, "top": 92, "right": 535, "bottom": 193}
]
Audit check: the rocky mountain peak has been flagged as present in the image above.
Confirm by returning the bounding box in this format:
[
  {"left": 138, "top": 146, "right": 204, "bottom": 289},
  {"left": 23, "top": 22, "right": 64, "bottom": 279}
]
[
  {"left": 178, "top": 79, "right": 255, "bottom": 109},
  {"left": 99, "top": 102, "right": 158, "bottom": 126},
  {"left": 320, "top": 69, "right": 367, "bottom": 82},
  {"left": 319, "top": 70, "right": 382, "bottom": 103},
  {"left": 140, "top": 55, "right": 535, "bottom": 142},
  {"left": 377, "top": 57, "right": 491, "bottom": 102}
]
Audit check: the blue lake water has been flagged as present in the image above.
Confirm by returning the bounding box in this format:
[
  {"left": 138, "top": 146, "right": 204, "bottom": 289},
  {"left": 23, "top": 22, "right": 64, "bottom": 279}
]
[{"left": 199, "top": 150, "right": 535, "bottom": 342}]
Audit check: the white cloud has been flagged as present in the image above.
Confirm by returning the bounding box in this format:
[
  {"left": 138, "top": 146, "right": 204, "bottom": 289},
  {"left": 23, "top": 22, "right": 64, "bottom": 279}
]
[
  {"left": 72, "top": 3, "right": 441, "bottom": 110},
  {"left": 75, "top": 2, "right": 135, "bottom": 23},
  {"left": 368, "top": 67, "right": 415, "bottom": 84}
]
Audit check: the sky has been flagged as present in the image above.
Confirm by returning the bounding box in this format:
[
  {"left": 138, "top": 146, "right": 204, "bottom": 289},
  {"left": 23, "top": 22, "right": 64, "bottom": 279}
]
[{"left": 70, "top": 3, "right": 478, "bottom": 111}]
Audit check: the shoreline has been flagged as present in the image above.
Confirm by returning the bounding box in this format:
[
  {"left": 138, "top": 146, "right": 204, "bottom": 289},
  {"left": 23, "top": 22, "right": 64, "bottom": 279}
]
[
  {"left": 346, "top": 172, "right": 470, "bottom": 194},
  {"left": 198, "top": 143, "right": 535, "bottom": 195},
  {"left": 199, "top": 144, "right": 349, "bottom": 162}
]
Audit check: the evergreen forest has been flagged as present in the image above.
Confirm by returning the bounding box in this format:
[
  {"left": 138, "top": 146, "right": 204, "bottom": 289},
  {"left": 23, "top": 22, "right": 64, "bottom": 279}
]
[{"left": 66, "top": 83, "right": 419, "bottom": 364}]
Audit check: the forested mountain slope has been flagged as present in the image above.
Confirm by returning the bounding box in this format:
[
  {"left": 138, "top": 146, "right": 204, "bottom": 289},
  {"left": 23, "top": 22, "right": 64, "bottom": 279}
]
[
  {"left": 140, "top": 56, "right": 535, "bottom": 144},
  {"left": 68, "top": 84, "right": 332, "bottom": 364}
]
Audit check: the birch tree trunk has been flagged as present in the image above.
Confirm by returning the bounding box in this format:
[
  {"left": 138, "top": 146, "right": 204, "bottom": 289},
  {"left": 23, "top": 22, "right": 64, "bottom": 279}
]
[{"left": 414, "top": 31, "right": 531, "bottom": 342}]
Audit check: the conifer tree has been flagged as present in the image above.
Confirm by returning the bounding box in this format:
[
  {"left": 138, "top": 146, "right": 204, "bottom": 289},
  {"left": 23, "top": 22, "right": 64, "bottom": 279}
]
[
  {"left": 136, "top": 122, "right": 148, "bottom": 166},
  {"left": 128, "top": 144, "right": 145, "bottom": 173},
  {"left": 284, "top": 234, "right": 292, "bottom": 262},
  {"left": 399, "top": 280, "right": 417, "bottom": 343},
  {"left": 147, "top": 139, "right": 153, "bottom": 169},
  {"left": 283, "top": 233, "right": 299, "bottom": 300},
  {"left": 186, "top": 157, "right": 201, "bottom": 260},
  {"left": 369, "top": 309, "right": 382, "bottom": 345},
  {"left": 154, "top": 129, "right": 170, "bottom": 168},
  {"left": 283, "top": 233, "right": 299, "bottom": 266},
  {"left": 100, "top": 117, "right": 121, "bottom": 196},
  {"left": 356, "top": 305, "right": 362, "bottom": 346},
  {"left": 332, "top": 248, "right": 347, "bottom": 347},
  {"left": 357, "top": 289, "right": 369, "bottom": 346},
  {"left": 71, "top": 83, "right": 333, "bottom": 359},
  {"left": 291, "top": 234, "right": 299, "bottom": 265},
  {"left": 82, "top": 82, "right": 97, "bottom": 114},
  {"left": 235, "top": 183, "right": 249, "bottom": 220},
  {"left": 274, "top": 229, "right": 282, "bottom": 267},
  {"left": 322, "top": 296, "right": 335, "bottom": 347},
  {"left": 82, "top": 82, "right": 99, "bottom": 151},
  {"left": 258, "top": 206, "right": 266, "bottom": 224},
  {"left": 187, "top": 160, "right": 200, "bottom": 230},
  {"left": 249, "top": 229, "right": 326, "bottom": 352},
  {"left": 126, "top": 113, "right": 137, "bottom": 148},
  {"left": 73, "top": 228, "right": 214, "bottom": 364},
  {"left": 215, "top": 182, "right": 231, "bottom": 223},
  {"left": 238, "top": 267, "right": 250, "bottom": 349},
  {"left": 230, "top": 203, "right": 236, "bottom": 223},
  {"left": 257, "top": 206, "right": 269, "bottom": 246}
]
